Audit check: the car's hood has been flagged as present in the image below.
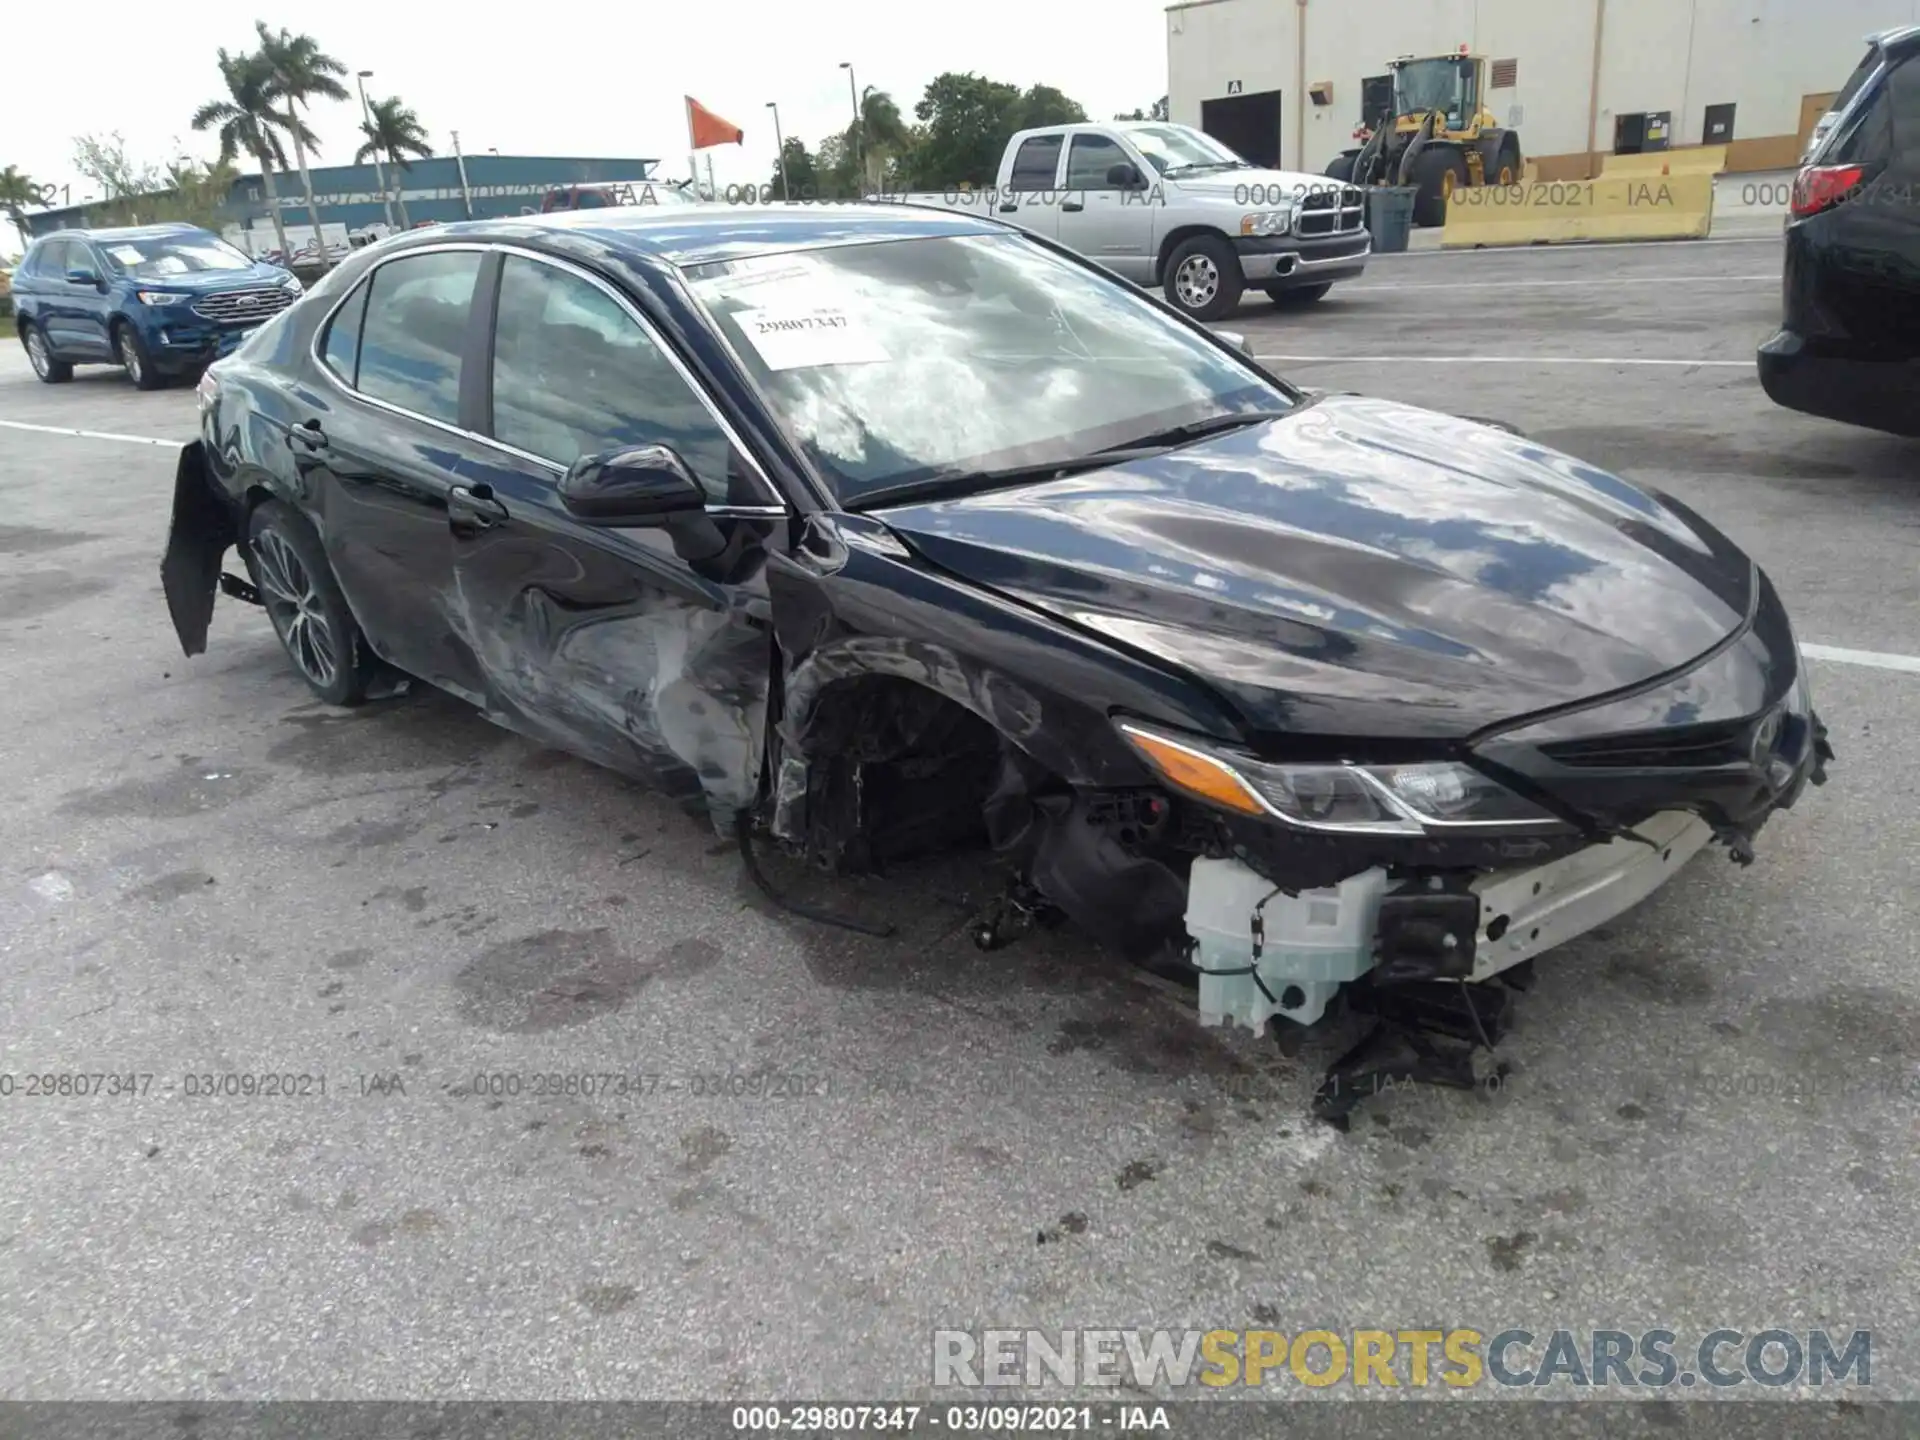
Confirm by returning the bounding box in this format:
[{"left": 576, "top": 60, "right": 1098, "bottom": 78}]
[
  {"left": 1169, "top": 165, "right": 1346, "bottom": 200},
  {"left": 127, "top": 265, "right": 291, "bottom": 292},
  {"left": 873, "top": 395, "right": 1755, "bottom": 742}
]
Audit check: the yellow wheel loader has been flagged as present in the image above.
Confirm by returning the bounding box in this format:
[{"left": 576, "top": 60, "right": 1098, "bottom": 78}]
[{"left": 1326, "top": 51, "right": 1523, "bottom": 227}]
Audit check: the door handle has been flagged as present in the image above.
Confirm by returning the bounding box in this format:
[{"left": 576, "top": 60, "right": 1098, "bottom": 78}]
[
  {"left": 286, "top": 418, "right": 327, "bottom": 450},
  {"left": 448, "top": 482, "right": 509, "bottom": 528},
  {"left": 1061, "top": 201, "right": 1085, "bottom": 212}
]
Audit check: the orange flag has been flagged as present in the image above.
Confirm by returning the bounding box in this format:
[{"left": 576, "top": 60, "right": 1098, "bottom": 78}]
[{"left": 687, "top": 97, "right": 745, "bottom": 150}]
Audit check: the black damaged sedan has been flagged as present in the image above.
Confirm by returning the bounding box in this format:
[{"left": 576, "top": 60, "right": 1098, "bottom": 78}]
[{"left": 164, "top": 206, "right": 1831, "bottom": 1122}]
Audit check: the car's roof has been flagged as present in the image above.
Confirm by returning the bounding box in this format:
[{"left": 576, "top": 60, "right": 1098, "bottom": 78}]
[
  {"left": 45, "top": 222, "right": 204, "bottom": 244},
  {"left": 405, "top": 203, "right": 1005, "bottom": 269}
]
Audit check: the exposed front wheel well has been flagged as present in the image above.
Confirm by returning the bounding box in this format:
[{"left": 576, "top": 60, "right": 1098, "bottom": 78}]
[{"left": 776, "top": 673, "right": 1014, "bottom": 874}]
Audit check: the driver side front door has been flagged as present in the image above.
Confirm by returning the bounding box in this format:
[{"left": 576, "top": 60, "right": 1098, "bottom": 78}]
[{"left": 445, "top": 248, "right": 787, "bottom": 817}]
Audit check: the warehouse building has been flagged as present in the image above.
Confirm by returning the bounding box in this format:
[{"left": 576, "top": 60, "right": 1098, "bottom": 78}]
[
  {"left": 23, "top": 154, "right": 659, "bottom": 247},
  {"left": 1167, "top": 0, "right": 1920, "bottom": 178}
]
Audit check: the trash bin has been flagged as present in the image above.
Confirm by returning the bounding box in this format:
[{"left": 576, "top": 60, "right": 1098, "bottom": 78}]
[{"left": 1364, "top": 186, "right": 1418, "bottom": 253}]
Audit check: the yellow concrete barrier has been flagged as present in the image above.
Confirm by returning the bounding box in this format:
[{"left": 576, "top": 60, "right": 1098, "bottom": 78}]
[
  {"left": 1440, "top": 172, "right": 1715, "bottom": 248},
  {"left": 1600, "top": 144, "right": 1728, "bottom": 178}
]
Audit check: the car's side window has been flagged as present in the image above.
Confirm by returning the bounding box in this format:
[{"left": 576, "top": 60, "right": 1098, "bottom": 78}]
[
  {"left": 38, "top": 240, "right": 70, "bottom": 277},
  {"left": 1007, "top": 135, "right": 1064, "bottom": 191},
  {"left": 1065, "top": 134, "right": 1129, "bottom": 190},
  {"left": 355, "top": 251, "right": 484, "bottom": 426},
  {"left": 488, "top": 254, "right": 733, "bottom": 500},
  {"left": 319, "top": 278, "right": 372, "bottom": 385}
]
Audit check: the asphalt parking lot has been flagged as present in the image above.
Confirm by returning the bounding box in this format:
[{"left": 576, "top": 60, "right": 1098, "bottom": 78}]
[{"left": 3, "top": 231, "right": 1919, "bottom": 1407}]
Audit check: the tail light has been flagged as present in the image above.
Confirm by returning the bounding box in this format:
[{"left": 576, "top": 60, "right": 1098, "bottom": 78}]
[{"left": 1790, "top": 163, "right": 1865, "bottom": 219}]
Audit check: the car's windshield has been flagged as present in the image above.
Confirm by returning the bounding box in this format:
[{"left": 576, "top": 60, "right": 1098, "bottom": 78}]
[
  {"left": 1125, "top": 124, "right": 1249, "bottom": 175},
  {"left": 687, "top": 231, "right": 1293, "bottom": 505},
  {"left": 99, "top": 234, "right": 254, "bottom": 277},
  {"left": 1394, "top": 59, "right": 1471, "bottom": 121}
]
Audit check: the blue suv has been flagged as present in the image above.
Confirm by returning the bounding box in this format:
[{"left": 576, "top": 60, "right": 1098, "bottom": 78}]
[{"left": 13, "top": 223, "right": 302, "bottom": 390}]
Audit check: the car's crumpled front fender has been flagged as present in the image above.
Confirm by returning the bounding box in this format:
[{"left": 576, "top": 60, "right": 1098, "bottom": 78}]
[{"left": 160, "top": 440, "right": 238, "bottom": 658}]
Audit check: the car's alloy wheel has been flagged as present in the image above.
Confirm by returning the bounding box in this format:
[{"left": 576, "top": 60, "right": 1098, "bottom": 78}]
[
  {"left": 1175, "top": 254, "right": 1220, "bottom": 311},
  {"left": 26, "top": 329, "right": 51, "bottom": 378},
  {"left": 253, "top": 527, "right": 340, "bottom": 689},
  {"left": 115, "top": 327, "right": 144, "bottom": 386}
]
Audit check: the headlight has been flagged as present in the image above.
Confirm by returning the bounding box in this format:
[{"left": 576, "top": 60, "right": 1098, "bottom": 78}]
[
  {"left": 281, "top": 272, "right": 303, "bottom": 294},
  {"left": 136, "top": 290, "right": 189, "bottom": 306},
  {"left": 1116, "top": 721, "right": 1569, "bottom": 835},
  {"left": 1239, "top": 210, "right": 1292, "bottom": 237}
]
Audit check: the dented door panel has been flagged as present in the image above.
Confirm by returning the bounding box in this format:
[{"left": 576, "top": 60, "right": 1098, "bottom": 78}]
[{"left": 446, "top": 448, "right": 777, "bottom": 824}]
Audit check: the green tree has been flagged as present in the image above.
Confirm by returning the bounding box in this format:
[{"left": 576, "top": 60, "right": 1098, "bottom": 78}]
[
  {"left": 192, "top": 48, "right": 294, "bottom": 260},
  {"left": 1115, "top": 96, "right": 1170, "bottom": 122},
  {"left": 1, "top": 165, "right": 40, "bottom": 249},
  {"left": 355, "top": 96, "right": 432, "bottom": 228},
  {"left": 904, "top": 73, "right": 1021, "bottom": 188},
  {"left": 900, "top": 74, "right": 1089, "bottom": 188},
  {"left": 1013, "top": 85, "right": 1088, "bottom": 132},
  {"left": 769, "top": 137, "right": 821, "bottom": 199},
  {"left": 254, "top": 25, "right": 350, "bottom": 268},
  {"left": 849, "top": 89, "right": 911, "bottom": 192}
]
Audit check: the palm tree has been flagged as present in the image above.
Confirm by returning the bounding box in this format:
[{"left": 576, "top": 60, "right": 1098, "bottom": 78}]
[
  {"left": 853, "top": 90, "right": 909, "bottom": 192},
  {"left": 1, "top": 165, "right": 40, "bottom": 250},
  {"left": 355, "top": 97, "right": 431, "bottom": 228},
  {"left": 192, "top": 49, "right": 293, "bottom": 262},
  {"left": 254, "top": 25, "right": 349, "bottom": 269}
]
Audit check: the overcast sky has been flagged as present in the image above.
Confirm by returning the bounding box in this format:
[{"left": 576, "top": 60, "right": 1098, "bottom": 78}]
[{"left": 5, "top": 0, "right": 1171, "bottom": 206}]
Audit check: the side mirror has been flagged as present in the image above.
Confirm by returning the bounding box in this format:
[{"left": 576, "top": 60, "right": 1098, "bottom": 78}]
[
  {"left": 557, "top": 444, "right": 707, "bottom": 525},
  {"left": 1106, "top": 162, "right": 1145, "bottom": 189},
  {"left": 67, "top": 267, "right": 102, "bottom": 288},
  {"left": 1216, "top": 329, "right": 1254, "bottom": 359}
]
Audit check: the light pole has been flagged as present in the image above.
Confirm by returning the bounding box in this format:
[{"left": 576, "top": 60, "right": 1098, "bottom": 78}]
[
  {"left": 766, "top": 102, "right": 790, "bottom": 202},
  {"left": 839, "top": 61, "right": 862, "bottom": 192},
  {"left": 356, "top": 69, "right": 395, "bottom": 229}
]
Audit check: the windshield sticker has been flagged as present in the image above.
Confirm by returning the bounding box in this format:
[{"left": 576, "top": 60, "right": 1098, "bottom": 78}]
[{"left": 733, "top": 306, "right": 889, "bottom": 370}]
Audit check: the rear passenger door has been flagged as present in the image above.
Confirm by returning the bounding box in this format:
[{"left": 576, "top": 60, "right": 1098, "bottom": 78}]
[
  {"left": 446, "top": 248, "right": 782, "bottom": 810},
  {"left": 302, "top": 246, "right": 498, "bottom": 699},
  {"left": 997, "top": 133, "right": 1065, "bottom": 241}
]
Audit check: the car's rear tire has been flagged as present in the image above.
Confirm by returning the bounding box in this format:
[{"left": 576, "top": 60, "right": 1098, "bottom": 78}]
[
  {"left": 245, "top": 501, "right": 379, "bottom": 707},
  {"left": 112, "top": 321, "right": 167, "bottom": 391},
  {"left": 1266, "top": 282, "right": 1334, "bottom": 305},
  {"left": 22, "top": 325, "right": 73, "bottom": 384},
  {"left": 1163, "top": 234, "right": 1244, "bottom": 321}
]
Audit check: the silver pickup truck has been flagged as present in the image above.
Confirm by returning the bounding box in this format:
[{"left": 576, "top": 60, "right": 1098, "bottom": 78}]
[{"left": 885, "top": 120, "right": 1370, "bottom": 320}]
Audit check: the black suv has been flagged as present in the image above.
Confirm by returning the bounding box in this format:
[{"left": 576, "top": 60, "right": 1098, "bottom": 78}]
[{"left": 1757, "top": 25, "right": 1920, "bottom": 436}]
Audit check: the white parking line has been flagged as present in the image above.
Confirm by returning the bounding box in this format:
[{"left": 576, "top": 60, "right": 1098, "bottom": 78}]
[
  {"left": 1258, "top": 354, "right": 1750, "bottom": 367},
  {"left": 0, "top": 418, "right": 186, "bottom": 447},
  {"left": 1801, "top": 644, "right": 1920, "bottom": 675},
  {"left": 1344, "top": 274, "right": 1777, "bottom": 293}
]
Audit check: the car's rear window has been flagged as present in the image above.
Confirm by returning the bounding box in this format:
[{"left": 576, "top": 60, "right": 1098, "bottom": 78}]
[{"left": 1832, "top": 46, "right": 1884, "bottom": 115}]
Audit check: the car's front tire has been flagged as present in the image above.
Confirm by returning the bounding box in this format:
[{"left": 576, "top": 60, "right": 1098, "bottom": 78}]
[
  {"left": 1164, "top": 234, "right": 1244, "bottom": 321},
  {"left": 22, "top": 324, "right": 73, "bottom": 384},
  {"left": 245, "top": 501, "right": 379, "bottom": 706},
  {"left": 112, "top": 320, "right": 167, "bottom": 391}
]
